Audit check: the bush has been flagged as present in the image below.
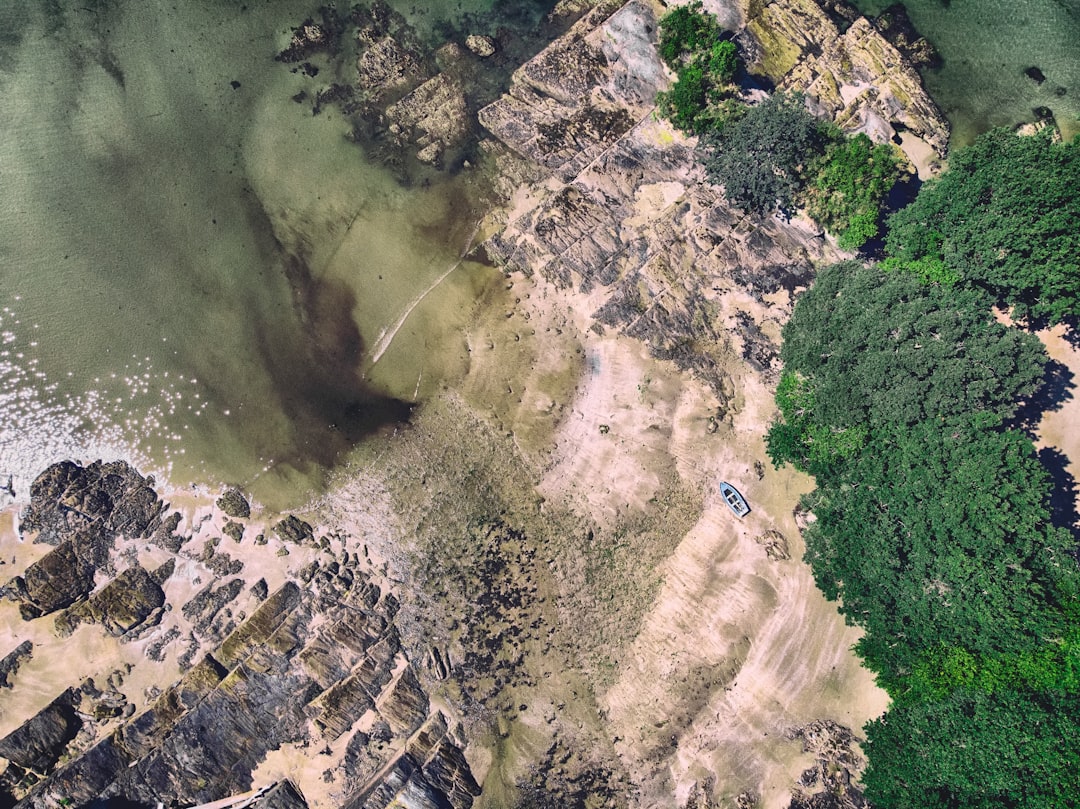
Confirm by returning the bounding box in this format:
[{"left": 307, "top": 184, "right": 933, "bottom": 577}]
[
  {"left": 657, "top": 64, "right": 709, "bottom": 133},
  {"left": 657, "top": 1, "right": 718, "bottom": 69},
  {"left": 707, "top": 39, "right": 738, "bottom": 85},
  {"left": 805, "top": 133, "right": 902, "bottom": 249}
]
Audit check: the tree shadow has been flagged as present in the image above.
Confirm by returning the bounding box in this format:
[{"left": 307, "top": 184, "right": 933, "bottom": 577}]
[
  {"left": 1010, "top": 358, "right": 1075, "bottom": 436},
  {"left": 1037, "top": 446, "right": 1080, "bottom": 548}
]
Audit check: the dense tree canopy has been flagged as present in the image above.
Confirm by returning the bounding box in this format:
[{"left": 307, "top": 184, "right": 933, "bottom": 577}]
[
  {"left": 775, "top": 261, "right": 1048, "bottom": 433},
  {"left": 885, "top": 128, "right": 1080, "bottom": 323},
  {"left": 802, "top": 421, "right": 1076, "bottom": 680},
  {"left": 863, "top": 688, "right": 1080, "bottom": 809}
]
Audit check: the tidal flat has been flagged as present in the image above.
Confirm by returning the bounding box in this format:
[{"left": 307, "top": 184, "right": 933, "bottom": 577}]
[{"left": 1, "top": 0, "right": 1075, "bottom": 807}]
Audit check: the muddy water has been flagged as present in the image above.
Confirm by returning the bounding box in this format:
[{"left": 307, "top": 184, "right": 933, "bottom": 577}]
[{"left": 0, "top": 0, "right": 541, "bottom": 509}]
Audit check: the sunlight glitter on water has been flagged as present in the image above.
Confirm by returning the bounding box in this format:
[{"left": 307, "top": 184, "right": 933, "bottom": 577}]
[{"left": 0, "top": 300, "right": 215, "bottom": 502}]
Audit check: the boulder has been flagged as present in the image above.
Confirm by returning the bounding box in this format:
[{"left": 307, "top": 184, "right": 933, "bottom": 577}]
[
  {"left": 216, "top": 488, "right": 251, "bottom": 519},
  {"left": 464, "top": 34, "right": 496, "bottom": 58},
  {"left": 274, "top": 515, "right": 315, "bottom": 546}
]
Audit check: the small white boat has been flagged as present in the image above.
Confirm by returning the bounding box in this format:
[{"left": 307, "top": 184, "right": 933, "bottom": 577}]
[{"left": 720, "top": 481, "right": 749, "bottom": 517}]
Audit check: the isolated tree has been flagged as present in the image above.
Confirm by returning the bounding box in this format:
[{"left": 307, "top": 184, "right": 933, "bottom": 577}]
[{"left": 701, "top": 90, "right": 821, "bottom": 213}]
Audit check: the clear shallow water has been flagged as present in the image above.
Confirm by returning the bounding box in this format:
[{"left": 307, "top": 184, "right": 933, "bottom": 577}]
[
  {"left": 851, "top": 0, "right": 1080, "bottom": 146},
  {"left": 0, "top": 0, "right": 534, "bottom": 507}
]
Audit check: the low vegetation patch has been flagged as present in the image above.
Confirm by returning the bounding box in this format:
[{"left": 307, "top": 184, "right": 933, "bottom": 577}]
[{"left": 655, "top": 5, "right": 903, "bottom": 249}]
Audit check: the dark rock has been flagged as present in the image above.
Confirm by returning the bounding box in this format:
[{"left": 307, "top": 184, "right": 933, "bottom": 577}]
[
  {"left": 872, "top": 4, "right": 941, "bottom": 68},
  {"left": 151, "top": 558, "right": 176, "bottom": 586},
  {"left": 378, "top": 666, "right": 429, "bottom": 738},
  {"left": 217, "top": 488, "right": 251, "bottom": 519},
  {"left": 249, "top": 578, "right": 269, "bottom": 602},
  {"left": 21, "top": 460, "right": 162, "bottom": 541},
  {"left": 147, "top": 627, "right": 181, "bottom": 662},
  {"left": 182, "top": 578, "right": 244, "bottom": 632},
  {"left": 252, "top": 780, "right": 309, "bottom": 809},
  {"left": 218, "top": 582, "right": 302, "bottom": 669},
  {"left": 153, "top": 511, "right": 184, "bottom": 551},
  {"left": 356, "top": 36, "right": 429, "bottom": 101},
  {"left": 223, "top": 520, "right": 245, "bottom": 543},
  {"left": 0, "top": 639, "right": 32, "bottom": 688},
  {"left": 753, "top": 530, "right": 791, "bottom": 561},
  {"left": 0, "top": 688, "right": 81, "bottom": 773},
  {"left": 6, "top": 536, "right": 99, "bottom": 619},
  {"left": 55, "top": 564, "right": 166, "bottom": 637},
  {"left": 207, "top": 549, "right": 244, "bottom": 577},
  {"left": 1025, "top": 65, "right": 1047, "bottom": 84},
  {"left": 274, "top": 515, "right": 315, "bottom": 546}
]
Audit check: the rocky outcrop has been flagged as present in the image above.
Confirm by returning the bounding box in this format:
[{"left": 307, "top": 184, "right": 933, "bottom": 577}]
[
  {"left": 479, "top": 0, "right": 841, "bottom": 391},
  {"left": 2, "top": 538, "right": 97, "bottom": 619},
  {"left": 478, "top": 0, "right": 948, "bottom": 400},
  {"left": 384, "top": 74, "right": 470, "bottom": 168},
  {"left": 0, "top": 688, "right": 81, "bottom": 774},
  {"left": 3, "top": 460, "right": 479, "bottom": 809},
  {"left": 342, "top": 712, "right": 480, "bottom": 809},
  {"left": 54, "top": 564, "right": 166, "bottom": 637},
  {"left": 741, "top": 0, "right": 948, "bottom": 155},
  {"left": 20, "top": 460, "right": 162, "bottom": 542}
]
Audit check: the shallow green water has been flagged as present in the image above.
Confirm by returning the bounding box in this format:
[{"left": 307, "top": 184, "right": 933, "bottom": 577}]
[
  {"left": 0, "top": 0, "right": 539, "bottom": 507},
  {"left": 851, "top": 0, "right": 1080, "bottom": 145}
]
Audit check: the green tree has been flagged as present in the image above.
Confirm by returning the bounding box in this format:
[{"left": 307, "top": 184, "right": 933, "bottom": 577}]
[
  {"left": 701, "top": 90, "right": 821, "bottom": 213},
  {"left": 765, "top": 370, "right": 866, "bottom": 477},
  {"left": 657, "top": 1, "right": 718, "bottom": 69},
  {"left": 806, "top": 133, "right": 902, "bottom": 249},
  {"left": 803, "top": 421, "right": 1076, "bottom": 681},
  {"left": 774, "top": 261, "right": 1047, "bottom": 433},
  {"left": 863, "top": 688, "right": 1080, "bottom": 809},
  {"left": 885, "top": 128, "right": 1080, "bottom": 323}
]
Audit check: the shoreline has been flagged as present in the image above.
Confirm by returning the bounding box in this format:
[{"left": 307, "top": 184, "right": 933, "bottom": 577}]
[{"left": 7, "top": 0, "right": 1065, "bottom": 807}]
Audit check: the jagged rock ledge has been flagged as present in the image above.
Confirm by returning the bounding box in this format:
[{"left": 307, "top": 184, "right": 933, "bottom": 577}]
[{"left": 0, "top": 461, "right": 479, "bottom": 809}]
